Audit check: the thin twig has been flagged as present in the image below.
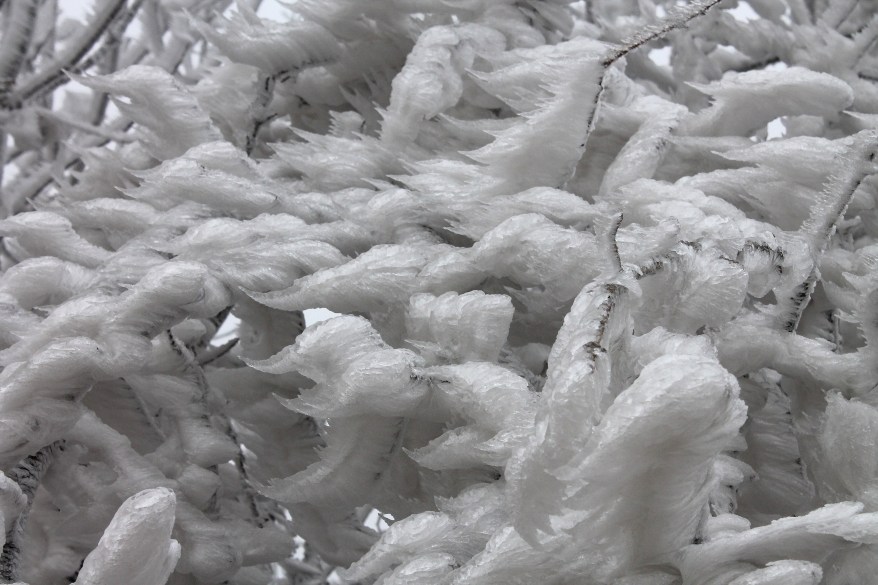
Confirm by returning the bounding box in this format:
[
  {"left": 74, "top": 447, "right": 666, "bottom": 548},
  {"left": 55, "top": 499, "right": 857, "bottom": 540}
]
[
  {"left": 129, "top": 383, "right": 167, "bottom": 441},
  {"left": 821, "top": 0, "right": 858, "bottom": 29},
  {"left": 6, "top": 0, "right": 129, "bottom": 107},
  {"left": 0, "top": 441, "right": 65, "bottom": 583},
  {"left": 0, "top": 0, "right": 40, "bottom": 208},
  {"left": 0, "top": 0, "right": 40, "bottom": 104},
  {"left": 603, "top": 0, "right": 728, "bottom": 66},
  {"left": 604, "top": 212, "right": 624, "bottom": 272},
  {"left": 779, "top": 135, "right": 877, "bottom": 332},
  {"left": 570, "top": 0, "right": 727, "bottom": 187},
  {"left": 31, "top": 105, "right": 134, "bottom": 142},
  {"left": 4, "top": 115, "right": 135, "bottom": 213},
  {"left": 198, "top": 337, "right": 239, "bottom": 366},
  {"left": 168, "top": 330, "right": 268, "bottom": 525},
  {"left": 732, "top": 56, "right": 782, "bottom": 73},
  {"left": 283, "top": 558, "right": 323, "bottom": 577},
  {"left": 0, "top": 128, "right": 7, "bottom": 214},
  {"left": 224, "top": 418, "right": 269, "bottom": 527}
]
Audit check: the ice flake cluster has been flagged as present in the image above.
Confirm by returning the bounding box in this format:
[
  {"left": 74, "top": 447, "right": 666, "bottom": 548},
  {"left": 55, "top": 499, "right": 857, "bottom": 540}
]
[{"left": 0, "top": 0, "right": 878, "bottom": 583}]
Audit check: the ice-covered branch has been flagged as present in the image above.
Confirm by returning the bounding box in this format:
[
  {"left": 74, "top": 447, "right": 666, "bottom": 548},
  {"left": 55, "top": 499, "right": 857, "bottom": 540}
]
[
  {"left": 7, "top": 0, "right": 130, "bottom": 107},
  {"left": 0, "top": 441, "right": 64, "bottom": 583},
  {"left": 603, "top": 0, "right": 729, "bottom": 66},
  {"left": 0, "top": 0, "right": 39, "bottom": 105},
  {"left": 777, "top": 131, "right": 877, "bottom": 332}
]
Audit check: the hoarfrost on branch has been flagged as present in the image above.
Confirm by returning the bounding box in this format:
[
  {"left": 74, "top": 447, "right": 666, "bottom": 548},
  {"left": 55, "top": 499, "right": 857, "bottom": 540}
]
[{"left": 1, "top": 0, "right": 878, "bottom": 583}]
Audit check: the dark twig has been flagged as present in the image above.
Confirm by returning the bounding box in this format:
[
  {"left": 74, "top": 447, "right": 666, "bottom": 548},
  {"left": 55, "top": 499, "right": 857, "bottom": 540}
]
[
  {"left": 0, "top": 440, "right": 65, "bottom": 583},
  {"left": 198, "top": 337, "right": 239, "bottom": 366},
  {"left": 602, "top": 0, "right": 728, "bottom": 66},
  {"left": 779, "top": 136, "right": 877, "bottom": 332}
]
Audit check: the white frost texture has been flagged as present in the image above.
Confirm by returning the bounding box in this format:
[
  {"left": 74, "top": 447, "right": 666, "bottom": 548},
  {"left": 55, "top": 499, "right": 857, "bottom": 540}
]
[{"left": 0, "top": 0, "right": 878, "bottom": 584}]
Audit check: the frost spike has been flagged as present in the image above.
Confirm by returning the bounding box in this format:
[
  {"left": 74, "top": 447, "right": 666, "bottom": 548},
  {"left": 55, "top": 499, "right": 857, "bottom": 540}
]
[{"left": 72, "top": 488, "right": 180, "bottom": 585}]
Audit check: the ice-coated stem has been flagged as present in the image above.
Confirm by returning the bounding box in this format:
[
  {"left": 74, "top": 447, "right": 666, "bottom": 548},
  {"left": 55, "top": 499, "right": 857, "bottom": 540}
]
[
  {"left": 602, "top": 0, "right": 728, "bottom": 66},
  {"left": 0, "top": 440, "right": 65, "bottom": 583},
  {"left": 5, "top": 0, "right": 130, "bottom": 107},
  {"left": 0, "top": 0, "right": 39, "bottom": 105},
  {"left": 779, "top": 133, "right": 877, "bottom": 332}
]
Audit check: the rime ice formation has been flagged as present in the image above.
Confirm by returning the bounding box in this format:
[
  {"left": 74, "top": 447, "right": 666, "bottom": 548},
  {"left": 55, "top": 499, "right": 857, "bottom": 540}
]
[
  {"left": 0, "top": 0, "right": 878, "bottom": 584},
  {"left": 72, "top": 488, "right": 180, "bottom": 585}
]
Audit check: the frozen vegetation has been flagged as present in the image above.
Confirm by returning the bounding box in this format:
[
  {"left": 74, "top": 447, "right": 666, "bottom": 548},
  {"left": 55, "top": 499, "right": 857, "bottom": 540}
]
[{"left": 0, "top": 0, "right": 877, "bottom": 583}]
